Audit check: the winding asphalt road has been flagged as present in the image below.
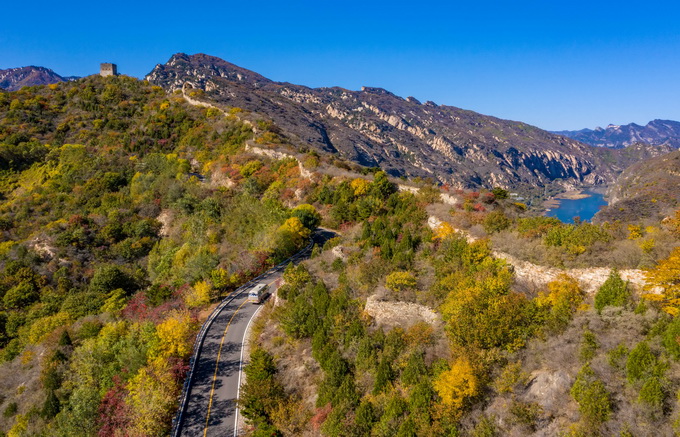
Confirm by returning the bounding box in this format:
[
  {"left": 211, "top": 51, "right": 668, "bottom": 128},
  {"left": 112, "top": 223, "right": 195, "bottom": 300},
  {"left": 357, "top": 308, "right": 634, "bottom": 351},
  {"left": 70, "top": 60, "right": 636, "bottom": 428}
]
[{"left": 175, "top": 229, "right": 334, "bottom": 437}]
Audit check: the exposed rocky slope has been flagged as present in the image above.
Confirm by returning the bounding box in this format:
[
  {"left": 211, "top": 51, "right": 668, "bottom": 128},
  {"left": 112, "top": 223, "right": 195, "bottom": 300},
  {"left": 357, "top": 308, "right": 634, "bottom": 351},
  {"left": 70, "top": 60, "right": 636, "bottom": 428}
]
[
  {"left": 555, "top": 119, "right": 680, "bottom": 149},
  {"left": 596, "top": 149, "right": 680, "bottom": 222},
  {"left": 147, "top": 53, "right": 661, "bottom": 192},
  {"left": 0, "top": 66, "right": 76, "bottom": 91}
]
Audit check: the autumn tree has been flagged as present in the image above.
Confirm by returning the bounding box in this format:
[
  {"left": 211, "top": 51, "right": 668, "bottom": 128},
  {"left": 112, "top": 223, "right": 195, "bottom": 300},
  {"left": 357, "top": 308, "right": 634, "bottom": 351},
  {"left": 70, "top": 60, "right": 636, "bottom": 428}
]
[
  {"left": 433, "top": 357, "right": 479, "bottom": 413},
  {"left": 154, "top": 310, "right": 196, "bottom": 359},
  {"left": 291, "top": 204, "right": 321, "bottom": 230},
  {"left": 440, "top": 268, "right": 537, "bottom": 352},
  {"left": 125, "top": 359, "right": 177, "bottom": 436},
  {"left": 183, "top": 281, "right": 211, "bottom": 308},
  {"left": 279, "top": 217, "right": 311, "bottom": 244},
  {"left": 433, "top": 222, "right": 456, "bottom": 241},
  {"left": 536, "top": 274, "right": 584, "bottom": 332},
  {"left": 350, "top": 178, "right": 371, "bottom": 197},
  {"left": 385, "top": 271, "right": 417, "bottom": 293},
  {"left": 643, "top": 247, "right": 680, "bottom": 315}
]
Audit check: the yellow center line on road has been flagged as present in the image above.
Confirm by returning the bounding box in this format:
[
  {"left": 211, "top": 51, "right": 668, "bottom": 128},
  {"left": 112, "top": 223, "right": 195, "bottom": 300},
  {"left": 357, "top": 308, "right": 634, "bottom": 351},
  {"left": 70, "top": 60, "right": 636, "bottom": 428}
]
[
  {"left": 202, "top": 278, "right": 280, "bottom": 436},
  {"left": 203, "top": 299, "right": 248, "bottom": 436}
]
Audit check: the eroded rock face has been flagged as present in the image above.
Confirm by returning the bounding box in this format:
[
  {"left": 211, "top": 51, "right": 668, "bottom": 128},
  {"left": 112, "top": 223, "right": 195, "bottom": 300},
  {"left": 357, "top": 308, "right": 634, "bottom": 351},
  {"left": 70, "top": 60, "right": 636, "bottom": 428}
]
[
  {"left": 156, "top": 210, "right": 174, "bottom": 237},
  {"left": 525, "top": 369, "right": 573, "bottom": 411},
  {"left": 331, "top": 245, "right": 348, "bottom": 262},
  {"left": 146, "top": 53, "right": 650, "bottom": 191},
  {"left": 28, "top": 236, "right": 56, "bottom": 259},
  {"left": 208, "top": 169, "right": 235, "bottom": 189}
]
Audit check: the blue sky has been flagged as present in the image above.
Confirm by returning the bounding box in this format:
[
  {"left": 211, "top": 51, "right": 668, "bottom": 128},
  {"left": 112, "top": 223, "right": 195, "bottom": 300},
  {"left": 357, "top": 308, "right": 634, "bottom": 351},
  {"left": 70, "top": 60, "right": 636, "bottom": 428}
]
[{"left": 2, "top": 0, "right": 679, "bottom": 130}]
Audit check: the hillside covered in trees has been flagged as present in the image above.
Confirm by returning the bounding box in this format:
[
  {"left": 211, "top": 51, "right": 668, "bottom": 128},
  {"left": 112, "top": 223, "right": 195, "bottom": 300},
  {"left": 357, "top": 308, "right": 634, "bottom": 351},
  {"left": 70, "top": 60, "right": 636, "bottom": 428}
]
[
  {"left": 241, "top": 179, "right": 680, "bottom": 436},
  {"left": 1, "top": 74, "right": 680, "bottom": 437},
  {"left": 0, "top": 76, "right": 323, "bottom": 435}
]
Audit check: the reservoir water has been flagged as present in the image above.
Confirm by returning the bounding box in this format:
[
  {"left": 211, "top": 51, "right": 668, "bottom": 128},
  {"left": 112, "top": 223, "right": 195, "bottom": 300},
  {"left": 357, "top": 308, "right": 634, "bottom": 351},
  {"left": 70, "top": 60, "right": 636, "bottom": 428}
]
[{"left": 545, "top": 191, "right": 607, "bottom": 223}]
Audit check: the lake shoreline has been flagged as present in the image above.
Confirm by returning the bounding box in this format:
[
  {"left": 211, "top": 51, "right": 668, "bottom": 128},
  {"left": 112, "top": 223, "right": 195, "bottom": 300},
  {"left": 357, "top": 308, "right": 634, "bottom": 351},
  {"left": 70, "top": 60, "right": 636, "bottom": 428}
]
[
  {"left": 543, "top": 190, "right": 592, "bottom": 210},
  {"left": 543, "top": 189, "right": 608, "bottom": 223}
]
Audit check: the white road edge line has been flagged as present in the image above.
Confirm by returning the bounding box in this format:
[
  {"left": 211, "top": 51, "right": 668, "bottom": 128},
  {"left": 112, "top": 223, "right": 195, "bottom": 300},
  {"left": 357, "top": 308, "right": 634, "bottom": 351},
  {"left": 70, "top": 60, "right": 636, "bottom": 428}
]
[
  {"left": 233, "top": 301, "right": 264, "bottom": 437},
  {"left": 173, "top": 237, "right": 315, "bottom": 437}
]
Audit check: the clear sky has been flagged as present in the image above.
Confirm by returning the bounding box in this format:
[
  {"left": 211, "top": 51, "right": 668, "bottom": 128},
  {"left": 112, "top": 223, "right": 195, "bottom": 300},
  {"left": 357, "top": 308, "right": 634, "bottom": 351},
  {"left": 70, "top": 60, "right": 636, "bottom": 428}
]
[{"left": 2, "top": 0, "right": 679, "bottom": 130}]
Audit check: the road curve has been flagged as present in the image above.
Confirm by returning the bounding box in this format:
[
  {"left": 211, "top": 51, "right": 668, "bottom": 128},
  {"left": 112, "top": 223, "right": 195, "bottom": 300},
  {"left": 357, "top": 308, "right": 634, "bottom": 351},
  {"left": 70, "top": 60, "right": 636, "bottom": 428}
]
[{"left": 173, "top": 229, "right": 334, "bottom": 437}]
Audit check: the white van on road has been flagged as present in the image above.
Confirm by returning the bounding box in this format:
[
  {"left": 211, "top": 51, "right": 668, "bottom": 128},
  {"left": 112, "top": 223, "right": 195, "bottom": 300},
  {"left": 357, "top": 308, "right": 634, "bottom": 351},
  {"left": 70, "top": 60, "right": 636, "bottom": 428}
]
[{"left": 247, "top": 283, "right": 268, "bottom": 304}]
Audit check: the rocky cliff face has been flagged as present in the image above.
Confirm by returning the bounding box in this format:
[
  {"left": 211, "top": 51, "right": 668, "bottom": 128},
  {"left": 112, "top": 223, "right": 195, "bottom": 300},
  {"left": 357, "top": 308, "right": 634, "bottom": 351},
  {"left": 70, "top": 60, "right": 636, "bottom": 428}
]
[
  {"left": 146, "top": 53, "right": 661, "bottom": 191},
  {"left": 0, "top": 66, "right": 75, "bottom": 91},
  {"left": 555, "top": 119, "right": 680, "bottom": 149}
]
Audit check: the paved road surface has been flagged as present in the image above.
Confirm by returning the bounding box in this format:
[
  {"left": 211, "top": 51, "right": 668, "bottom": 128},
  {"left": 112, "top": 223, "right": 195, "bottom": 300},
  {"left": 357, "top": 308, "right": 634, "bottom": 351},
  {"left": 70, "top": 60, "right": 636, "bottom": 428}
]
[{"left": 176, "top": 230, "right": 333, "bottom": 437}]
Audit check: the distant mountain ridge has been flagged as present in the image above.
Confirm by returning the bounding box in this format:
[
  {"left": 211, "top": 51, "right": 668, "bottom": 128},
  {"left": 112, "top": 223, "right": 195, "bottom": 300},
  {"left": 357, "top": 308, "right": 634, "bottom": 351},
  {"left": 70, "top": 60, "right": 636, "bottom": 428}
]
[
  {"left": 554, "top": 119, "right": 680, "bottom": 149},
  {"left": 146, "top": 53, "right": 668, "bottom": 192},
  {"left": 0, "top": 66, "right": 77, "bottom": 91}
]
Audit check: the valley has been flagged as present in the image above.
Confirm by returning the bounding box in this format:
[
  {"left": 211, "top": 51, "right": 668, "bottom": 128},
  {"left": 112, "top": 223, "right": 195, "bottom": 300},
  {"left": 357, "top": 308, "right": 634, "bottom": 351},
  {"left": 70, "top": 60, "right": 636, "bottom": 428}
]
[{"left": 0, "top": 58, "right": 678, "bottom": 437}]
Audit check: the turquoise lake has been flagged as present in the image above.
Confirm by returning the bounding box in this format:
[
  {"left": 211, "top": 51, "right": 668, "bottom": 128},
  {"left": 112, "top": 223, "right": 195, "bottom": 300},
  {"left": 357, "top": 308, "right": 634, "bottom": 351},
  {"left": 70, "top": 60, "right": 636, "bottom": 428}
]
[{"left": 545, "top": 191, "right": 607, "bottom": 223}]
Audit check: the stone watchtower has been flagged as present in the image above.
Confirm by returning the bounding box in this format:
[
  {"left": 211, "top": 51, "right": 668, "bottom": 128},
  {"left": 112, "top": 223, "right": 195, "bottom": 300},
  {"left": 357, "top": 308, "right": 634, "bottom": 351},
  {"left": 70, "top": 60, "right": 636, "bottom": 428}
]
[{"left": 100, "top": 63, "right": 118, "bottom": 77}]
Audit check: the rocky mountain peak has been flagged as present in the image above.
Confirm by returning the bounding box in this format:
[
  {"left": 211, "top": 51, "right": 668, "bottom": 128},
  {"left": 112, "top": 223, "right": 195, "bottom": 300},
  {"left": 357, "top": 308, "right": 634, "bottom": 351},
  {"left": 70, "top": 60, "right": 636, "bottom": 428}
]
[
  {"left": 0, "top": 66, "right": 75, "bottom": 91},
  {"left": 146, "top": 53, "right": 271, "bottom": 92},
  {"left": 360, "top": 86, "right": 400, "bottom": 98},
  {"left": 146, "top": 53, "right": 669, "bottom": 193}
]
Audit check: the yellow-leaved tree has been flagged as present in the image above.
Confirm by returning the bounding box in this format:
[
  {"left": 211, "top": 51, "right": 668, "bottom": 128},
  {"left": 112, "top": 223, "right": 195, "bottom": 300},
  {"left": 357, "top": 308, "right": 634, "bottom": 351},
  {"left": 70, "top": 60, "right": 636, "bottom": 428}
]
[
  {"left": 350, "top": 178, "right": 371, "bottom": 196},
  {"left": 210, "top": 267, "right": 232, "bottom": 290},
  {"left": 536, "top": 274, "right": 585, "bottom": 332},
  {"left": 385, "top": 271, "right": 417, "bottom": 292},
  {"left": 154, "top": 310, "right": 196, "bottom": 359},
  {"left": 274, "top": 217, "right": 313, "bottom": 261},
  {"left": 439, "top": 267, "right": 534, "bottom": 352},
  {"left": 666, "top": 209, "right": 680, "bottom": 237},
  {"left": 279, "top": 217, "right": 311, "bottom": 245},
  {"left": 126, "top": 359, "right": 176, "bottom": 436},
  {"left": 433, "top": 222, "right": 456, "bottom": 241},
  {"left": 434, "top": 357, "right": 479, "bottom": 412},
  {"left": 184, "top": 280, "right": 211, "bottom": 308},
  {"left": 627, "top": 224, "right": 643, "bottom": 240},
  {"left": 643, "top": 247, "right": 680, "bottom": 316},
  {"left": 536, "top": 274, "right": 584, "bottom": 309},
  {"left": 27, "top": 312, "right": 72, "bottom": 344}
]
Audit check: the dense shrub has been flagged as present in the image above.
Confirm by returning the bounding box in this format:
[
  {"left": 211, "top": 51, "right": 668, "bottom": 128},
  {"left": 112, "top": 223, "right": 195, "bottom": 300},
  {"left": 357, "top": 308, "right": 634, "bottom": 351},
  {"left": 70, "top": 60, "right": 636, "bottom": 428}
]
[
  {"left": 663, "top": 317, "right": 680, "bottom": 360},
  {"left": 626, "top": 342, "right": 659, "bottom": 383},
  {"left": 594, "top": 269, "right": 630, "bottom": 313},
  {"left": 570, "top": 364, "right": 612, "bottom": 426}
]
